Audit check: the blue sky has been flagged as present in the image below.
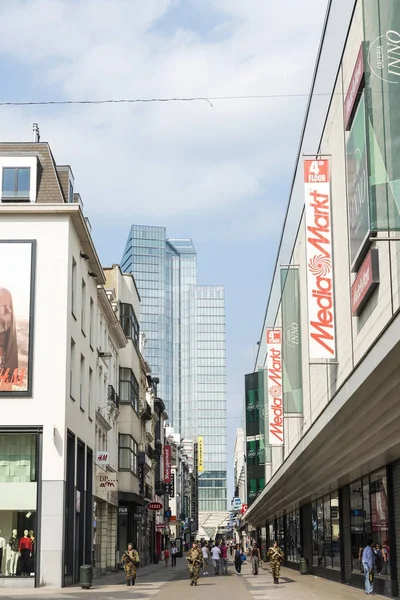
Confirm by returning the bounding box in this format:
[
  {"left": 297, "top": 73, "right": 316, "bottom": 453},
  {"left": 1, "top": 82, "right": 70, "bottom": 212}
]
[{"left": 0, "top": 0, "right": 328, "bottom": 499}]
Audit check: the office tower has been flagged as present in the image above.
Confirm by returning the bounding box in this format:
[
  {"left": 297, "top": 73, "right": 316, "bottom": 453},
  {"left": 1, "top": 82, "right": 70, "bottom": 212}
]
[{"left": 121, "top": 225, "right": 227, "bottom": 512}]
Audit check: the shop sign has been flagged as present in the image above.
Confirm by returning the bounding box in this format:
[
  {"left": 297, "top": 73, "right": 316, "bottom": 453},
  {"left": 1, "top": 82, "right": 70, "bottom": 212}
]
[
  {"left": 169, "top": 473, "right": 175, "bottom": 498},
  {"left": 163, "top": 445, "right": 172, "bottom": 483},
  {"left": 241, "top": 504, "right": 248, "bottom": 514},
  {"left": 133, "top": 513, "right": 142, "bottom": 520},
  {"left": 119, "top": 507, "right": 128, "bottom": 515},
  {"left": 344, "top": 43, "right": 365, "bottom": 130},
  {"left": 97, "top": 472, "right": 117, "bottom": 490},
  {"left": 138, "top": 463, "right": 144, "bottom": 496},
  {"left": 232, "top": 497, "right": 242, "bottom": 510},
  {"left": 96, "top": 451, "right": 109, "bottom": 466},
  {"left": 266, "top": 329, "right": 283, "bottom": 446},
  {"left": 76, "top": 490, "right": 81, "bottom": 513},
  {"left": 147, "top": 501, "right": 163, "bottom": 511},
  {"left": 351, "top": 249, "right": 380, "bottom": 316},
  {"left": 156, "top": 524, "right": 165, "bottom": 529},
  {"left": 197, "top": 436, "right": 204, "bottom": 473},
  {"left": 304, "top": 159, "right": 336, "bottom": 359},
  {"left": 368, "top": 28, "right": 400, "bottom": 84}
]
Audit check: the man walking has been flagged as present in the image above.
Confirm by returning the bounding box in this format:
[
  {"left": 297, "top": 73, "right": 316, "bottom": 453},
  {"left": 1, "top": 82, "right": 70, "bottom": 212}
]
[
  {"left": 171, "top": 543, "right": 178, "bottom": 567},
  {"left": 220, "top": 541, "right": 228, "bottom": 575},
  {"left": 201, "top": 543, "right": 210, "bottom": 575},
  {"left": 211, "top": 542, "right": 221, "bottom": 575},
  {"left": 186, "top": 542, "right": 203, "bottom": 586},
  {"left": 362, "top": 540, "right": 375, "bottom": 595}
]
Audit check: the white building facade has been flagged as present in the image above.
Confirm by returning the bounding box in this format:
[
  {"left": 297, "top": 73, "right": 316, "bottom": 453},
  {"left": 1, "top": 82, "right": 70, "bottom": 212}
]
[
  {"left": 244, "top": 1, "right": 400, "bottom": 597},
  {"left": 0, "top": 140, "right": 104, "bottom": 588}
]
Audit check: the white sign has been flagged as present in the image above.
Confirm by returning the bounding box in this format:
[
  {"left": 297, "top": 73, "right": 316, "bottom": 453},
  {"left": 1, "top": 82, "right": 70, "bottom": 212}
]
[
  {"left": 304, "top": 160, "right": 336, "bottom": 359},
  {"left": 266, "top": 329, "right": 283, "bottom": 446},
  {"left": 232, "top": 497, "right": 242, "bottom": 509},
  {"left": 96, "top": 472, "right": 117, "bottom": 490},
  {"left": 96, "top": 451, "right": 109, "bottom": 465}
]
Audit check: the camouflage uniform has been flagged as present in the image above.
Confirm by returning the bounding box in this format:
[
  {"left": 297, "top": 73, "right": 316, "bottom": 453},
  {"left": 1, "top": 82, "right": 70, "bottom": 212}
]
[
  {"left": 186, "top": 546, "right": 203, "bottom": 585},
  {"left": 267, "top": 546, "right": 284, "bottom": 583},
  {"left": 122, "top": 549, "right": 140, "bottom": 585}
]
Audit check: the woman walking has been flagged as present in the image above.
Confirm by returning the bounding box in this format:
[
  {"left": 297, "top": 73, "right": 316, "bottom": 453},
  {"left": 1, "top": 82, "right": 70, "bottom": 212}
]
[
  {"left": 164, "top": 547, "right": 170, "bottom": 567},
  {"left": 251, "top": 542, "right": 261, "bottom": 575},
  {"left": 234, "top": 543, "right": 243, "bottom": 575},
  {"left": 267, "top": 540, "right": 284, "bottom": 584}
]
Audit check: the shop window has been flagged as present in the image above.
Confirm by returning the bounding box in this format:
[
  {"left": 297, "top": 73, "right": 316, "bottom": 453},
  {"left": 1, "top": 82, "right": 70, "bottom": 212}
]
[
  {"left": 312, "top": 491, "right": 341, "bottom": 570},
  {"left": 0, "top": 433, "right": 38, "bottom": 578},
  {"left": 285, "top": 511, "right": 300, "bottom": 562},
  {"left": 350, "top": 469, "right": 390, "bottom": 579}
]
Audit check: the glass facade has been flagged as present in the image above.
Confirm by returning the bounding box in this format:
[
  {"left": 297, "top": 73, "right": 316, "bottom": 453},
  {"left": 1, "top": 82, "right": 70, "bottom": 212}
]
[
  {"left": 312, "top": 492, "right": 341, "bottom": 570},
  {"left": 121, "top": 226, "right": 227, "bottom": 512}
]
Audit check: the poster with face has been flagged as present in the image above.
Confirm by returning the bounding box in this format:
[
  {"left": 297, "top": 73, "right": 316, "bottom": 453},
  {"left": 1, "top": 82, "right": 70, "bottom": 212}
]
[{"left": 0, "top": 240, "right": 35, "bottom": 395}]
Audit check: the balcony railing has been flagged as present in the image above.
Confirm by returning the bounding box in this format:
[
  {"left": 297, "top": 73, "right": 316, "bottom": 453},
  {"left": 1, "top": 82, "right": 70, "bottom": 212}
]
[{"left": 108, "top": 385, "right": 119, "bottom": 407}]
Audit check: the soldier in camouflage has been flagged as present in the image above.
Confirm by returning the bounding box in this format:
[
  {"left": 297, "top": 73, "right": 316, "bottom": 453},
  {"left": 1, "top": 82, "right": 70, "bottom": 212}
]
[
  {"left": 121, "top": 543, "right": 140, "bottom": 586},
  {"left": 267, "top": 540, "right": 284, "bottom": 584},
  {"left": 186, "top": 542, "right": 203, "bottom": 586}
]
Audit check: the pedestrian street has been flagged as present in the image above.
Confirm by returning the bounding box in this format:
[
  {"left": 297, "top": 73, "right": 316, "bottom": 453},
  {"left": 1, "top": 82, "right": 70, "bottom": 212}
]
[{"left": 0, "top": 558, "right": 389, "bottom": 600}]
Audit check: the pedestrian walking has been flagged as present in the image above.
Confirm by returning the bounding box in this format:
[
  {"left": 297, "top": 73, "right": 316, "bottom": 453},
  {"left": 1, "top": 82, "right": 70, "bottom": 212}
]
[
  {"left": 362, "top": 540, "right": 375, "bottom": 595},
  {"left": 186, "top": 542, "right": 203, "bottom": 586},
  {"left": 201, "top": 543, "right": 210, "bottom": 575},
  {"left": 121, "top": 543, "right": 140, "bottom": 586},
  {"left": 171, "top": 543, "right": 178, "bottom": 567},
  {"left": 220, "top": 540, "right": 228, "bottom": 574},
  {"left": 229, "top": 539, "right": 233, "bottom": 557},
  {"left": 267, "top": 540, "right": 284, "bottom": 584},
  {"left": 164, "top": 548, "right": 170, "bottom": 567},
  {"left": 234, "top": 543, "right": 243, "bottom": 575},
  {"left": 251, "top": 542, "right": 261, "bottom": 575},
  {"left": 211, "top": 542, "right": 221, "bottom": 575}
]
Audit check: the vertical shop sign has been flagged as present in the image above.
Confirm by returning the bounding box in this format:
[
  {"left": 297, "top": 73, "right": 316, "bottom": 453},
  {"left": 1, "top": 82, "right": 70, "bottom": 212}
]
[
  {"left": 163, "top": 445, "right": 172, "bottom": 483},
  {"left": 197, "top": 436, "right": 204, "bottom": 473},
  {"left": 304, "top": 160, "right": 336, "bottom": 359},
  {"left": 281, "top": 268, "right": 303, "bottom": 413},
  {"left": 266, "top": 329, "right": 283, "bottom": 446}
]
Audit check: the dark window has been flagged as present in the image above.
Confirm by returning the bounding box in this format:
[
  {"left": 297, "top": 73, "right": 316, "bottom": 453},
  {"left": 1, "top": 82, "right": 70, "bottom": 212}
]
[
  {"left": 120, "top": 303, "right": 139, "bottom": 348},
  {"left": 2, "top": 167, "right": 30, "bottom": 199},
  {"left": 312, "top": 491, "right": 341, "bottom": 570},
  {"left": 285, "top": 510, "right": 300, "bottom": 563},
  {"left": 118, "top": 434, "right": 137, "bottom": 474},
  {"left": 119, "top": 367, "right": 139, "bottom": 412}
]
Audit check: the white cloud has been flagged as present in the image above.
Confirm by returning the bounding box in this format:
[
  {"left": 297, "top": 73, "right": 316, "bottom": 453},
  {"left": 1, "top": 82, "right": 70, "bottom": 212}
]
[{"left": 0, "top": 0, "right": 328, "bottom": 220}]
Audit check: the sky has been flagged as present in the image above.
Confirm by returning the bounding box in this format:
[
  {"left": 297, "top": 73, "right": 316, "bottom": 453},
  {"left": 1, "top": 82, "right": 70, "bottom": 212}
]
[{"left": 0, "top": 0, "right": 328, "bottom": 501}]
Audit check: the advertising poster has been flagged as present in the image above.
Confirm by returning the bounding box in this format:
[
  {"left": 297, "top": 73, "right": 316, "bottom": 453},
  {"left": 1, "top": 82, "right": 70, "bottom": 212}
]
[
  {"left": 0, "top": 240, "right": 35, "bottom": 395},
  {"left": 304, "top": 160, "right": 336, "bottom": 359},
  {"left": 281, "top": 268, "right": 303, "bottom": 413},
  {"left": 163, "top": 445, "right": 172, "bottom": 483},
  {"left": 364, "top": 0, "right": 400, "bottom": 233},
  {"left": 197, "top": 436, "right": 204, "bottom": 473}
]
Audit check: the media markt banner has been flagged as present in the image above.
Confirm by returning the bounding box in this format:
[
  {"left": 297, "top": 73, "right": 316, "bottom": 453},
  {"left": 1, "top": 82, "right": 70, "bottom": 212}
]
[
  {"left": 266, "top": 329, "right": 284, "bottom": 446},
  {"left": 363, "top": 0, "right": 400, "bottom": 234},
  {"left": 281, "top": 268, "right": 303, "bottom": 413}
]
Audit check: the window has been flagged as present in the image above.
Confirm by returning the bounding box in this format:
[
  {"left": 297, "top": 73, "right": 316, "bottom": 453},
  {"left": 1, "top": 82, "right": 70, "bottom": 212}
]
[
  {"left": 71, "top": 258, "right": 77, "bottom": 318},
  {"left": 120, "top": 303, "right": 139, "bottom": 348},
  {"left": 2, "top": 167, "right": 30, "bottom": 200},
  {"left": 81, "top": 279, "right": 86, "bottom": 334},
  {"left": 312, "top": 491, "right": 341, "bottom": 569},
  {"left": 351, "top": 470, "right": 389, "bottom": 578},
  {"left": 285, "top": 511, "right": 300, "bottom": 563},
  {"left": 119, "top": 367, "right": 139, "bottom": 411},
  {"left": 118, "top": 434, "right": 138, "bottom": 474},
  {"left": 88, "top": 367, "right": 93, "bottom": 416},
  {"left": 89, "top": 297, "right": 94, "bottom": 349},
  {"left": 80, "top": 354, "right": 85, "bottom": 410},
  {"left": 70, "top": 338, "right": 76, "bottom": 399}
]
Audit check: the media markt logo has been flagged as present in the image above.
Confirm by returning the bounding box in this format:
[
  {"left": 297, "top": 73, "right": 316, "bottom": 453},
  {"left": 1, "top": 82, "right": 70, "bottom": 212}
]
[{"left": 368, "top": 30, "right": 400, "bottom": 83}]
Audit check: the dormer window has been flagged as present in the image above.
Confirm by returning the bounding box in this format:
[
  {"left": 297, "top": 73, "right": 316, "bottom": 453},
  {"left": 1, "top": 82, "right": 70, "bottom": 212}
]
[{"left": 2, "top": 167, "right": 30, "bottom": 200}]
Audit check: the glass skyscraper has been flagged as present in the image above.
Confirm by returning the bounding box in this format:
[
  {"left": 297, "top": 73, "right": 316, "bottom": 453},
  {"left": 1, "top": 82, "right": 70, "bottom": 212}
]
[{"left": 121, "top": 225, "right": 227, "bottom": 512}]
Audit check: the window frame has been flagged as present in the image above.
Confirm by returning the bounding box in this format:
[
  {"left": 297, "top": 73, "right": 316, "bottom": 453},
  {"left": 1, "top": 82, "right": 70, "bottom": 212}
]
[
  {"left": 120, "top": 303, "right": 139, "bottom": 348},
  {"left": 118, "top": 434, "right": 138, "bottom": 474},
  {"left": 119, "top": 367, "right": 139, "bottom": 412},
  {"left": 2, "top": 166, "right": 31, "bottom": 200}
]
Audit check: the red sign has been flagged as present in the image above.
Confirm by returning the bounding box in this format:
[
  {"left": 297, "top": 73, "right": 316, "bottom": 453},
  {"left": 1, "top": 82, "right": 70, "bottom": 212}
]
[
  {"left": 351, "top": 249, "right": 379, "bottom": 316},
  {"left": 147, "top": 502, "right": 163, "bottom": 511},
  {"left": 344, "top": 44, "right": 365, "bottom": 130},
  {"left": 241, "top": 504, "right": 248, "bottom": 514},
  {"left": 304, "top": 159, "right": 336, "bottom": 359},
  {"left": 266, "top": 329, "right": 283, "bottom": 446},
  {"left": 163, "top": 445, "right": 172, "bottom": 483}
]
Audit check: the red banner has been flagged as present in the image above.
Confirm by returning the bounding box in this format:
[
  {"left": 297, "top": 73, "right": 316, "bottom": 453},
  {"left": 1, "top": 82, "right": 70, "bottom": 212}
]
[{"left": 163, "top": 445, "right": 172, "bottom": 483}]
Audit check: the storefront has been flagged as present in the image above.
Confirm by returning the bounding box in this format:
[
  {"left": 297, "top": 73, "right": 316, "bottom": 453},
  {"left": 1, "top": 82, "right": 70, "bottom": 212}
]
[{"left": 0, "top": 429, "right": 41, "bottom": 588}]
